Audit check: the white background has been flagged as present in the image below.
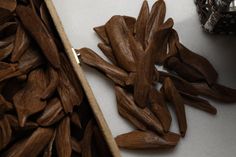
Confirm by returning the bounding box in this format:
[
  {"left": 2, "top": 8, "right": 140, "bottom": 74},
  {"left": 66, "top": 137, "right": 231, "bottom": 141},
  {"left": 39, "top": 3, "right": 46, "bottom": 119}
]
[{"left": 53, "top": 0, "right": 236, "bottom": 156}]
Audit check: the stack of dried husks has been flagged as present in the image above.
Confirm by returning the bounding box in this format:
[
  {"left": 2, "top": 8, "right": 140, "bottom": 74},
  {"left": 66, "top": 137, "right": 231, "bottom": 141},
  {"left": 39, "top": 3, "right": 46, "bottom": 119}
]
[
  {"left": 78, "top": 0, "right": 236, "bottom": 151},
  {"left": 0, "top": 0, "right": 112, "bottom": 156}
]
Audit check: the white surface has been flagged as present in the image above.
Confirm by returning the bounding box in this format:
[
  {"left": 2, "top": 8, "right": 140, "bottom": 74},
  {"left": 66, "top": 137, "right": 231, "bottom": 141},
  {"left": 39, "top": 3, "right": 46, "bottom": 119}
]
[{"left": 53, "top": 0, "right": 236, "bottom": 156}]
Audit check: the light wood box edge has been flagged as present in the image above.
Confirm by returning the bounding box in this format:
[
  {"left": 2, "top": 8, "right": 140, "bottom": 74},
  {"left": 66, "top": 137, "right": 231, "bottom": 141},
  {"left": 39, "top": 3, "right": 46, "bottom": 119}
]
[{"left": 45, "top": 0, "right": 121, "bottom": 156}]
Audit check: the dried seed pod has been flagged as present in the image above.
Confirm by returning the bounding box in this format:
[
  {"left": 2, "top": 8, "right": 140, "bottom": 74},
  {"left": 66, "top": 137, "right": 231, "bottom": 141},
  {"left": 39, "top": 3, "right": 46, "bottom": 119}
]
[
  {"left": 166, "top": 29, "right": 179, "bottom": 60},
  {"left": 37, "top": 98, "right": 65, "bottom": 127},
  {"left": 0, "top": 115, "right": 12, "bottom": 151},
  {"left": 16, "top": 5, "right": 60, "bottom": 68},
  {"left": 181, "top": 92, "right": 217, "bottom": 115},
  {"left": 165, "top": 56, "right": 205, "bottom": 82},
  {"left": 145, "top": 0, "right": 166, "bottom": 45},
  {"left": 177, "top": 43, "right": 218, "bottom": 85},
  {"left": 43, "top": 130, "right": 56, "bottom": 157},
  {"left": 105, "top": 15, "right": 136, "bottom": 72},
  {"left": 0, "top": 47, "right": 43, "bottom": 82},
  {"left": 0, "top": 95, "right": 13, "bottom": 113},
  {"left": 162, "top": 77, "right": 187, "bottom": 137},
  {"left": 71, "top": 137, "right": 81, "bottom": 154},
  {"left": 11, "top": 24, "right": 30, "bottom": 62},
  {"left": 59, "top": 53, "right": 84, "bottom": 103},
  {"left": 5, "top": 114, "right": 38, "bottom": 131},
  {"left": 81, "top": 120, "right": 94, "bottom": 157},
  {"left": 159, "top": 71, "right": 199, "bottom": 96},
  {"left": 97, "top": 43, "right": 117, "bottom": 64},
  {"left": 115, "top": 130, "right": 180, "bottom": 150},
  {"left": 40, "top": 2, "right": 55, "bottom": 34},
  {"left": 0, "top": 22, "right": 17, "bottom": 39},
  {"left": 55, "top": 116, "right": 72, "bottom": 157},
  {"left": 135, "top": 0, "right": 149, "bottom": 48},
  {"left": 123, "top": 16, "right": 136, "bottom": 34},
  {"left": 13, "top": 69, "right": 47, "bottom": 127},
  {"left": 149, "top": 88, "right": 172, "bottom": 132},
  {"left": 117, "top": 103, "right": 148, "bottom": 131},
  {"left": 71, "top": 112, "right": 82, "bottom": 129},
  {"left": 193, "top": 82, "right": 236, "bottom": 103},
  {"left": 17, "top": 46, "right": 44, "bottom": 73},
  {"left": 41, "top": 67, "right": 59, "bottom": 100},
  {"left": 3, "top": 127, "right": 54, "bottom": 157},
  {"left": 0, "top": 34, "right": 15, "bottom": 48},
  {"left": 134, "top": 20, "right": 172, "bottom": 108},
  {"left": 57, "top": 65, "right": 82, "bottom": 113},
  {"left": 0, "top": 0, "right": 17, "bottom": 12},
  {"left": 115, "top": 86, "right": 164, "bottom": 135},
  {"left": 0, "top": 8, "right": 13, "bottom": 25},
  {"left": 0, "top": 62, "right": 18, "bottom": 81},
  {"left": 153, "top": 18, "right": 174, "bottom": 64},
  {"left": 94, "top": 25, "right": 110, "bottom": 45},
  {"left": 0, "top": 42, "right": 14, "bottom": 60},
  {"left": 93, "top": 125, "right": 113, "bottom": 157},
  {"left": 79, "top": 48, "right": 129, "bottom": 86}
]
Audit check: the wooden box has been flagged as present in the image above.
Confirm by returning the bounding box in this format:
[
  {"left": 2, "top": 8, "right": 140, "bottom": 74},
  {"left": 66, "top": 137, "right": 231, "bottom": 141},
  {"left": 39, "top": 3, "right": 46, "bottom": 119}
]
[{"left": 45, "top": 0, "right": 121, "bottom": 156}]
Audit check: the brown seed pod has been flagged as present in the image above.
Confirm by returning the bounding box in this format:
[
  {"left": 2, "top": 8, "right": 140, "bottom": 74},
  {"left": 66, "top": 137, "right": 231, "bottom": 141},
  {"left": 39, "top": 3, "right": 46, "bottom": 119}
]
[
  {"left": 3, "top": 127, "right": 54, "bottom": 157},
  {"left": 177, "top": 43, "right": 218, "bottom": 85},
  {"left": 16, "top": 5, "right": 60, "bottom": 68},
  {"left": 105, "top": 15, "right": 136, "bottom": 72},
  {"left": 135, "top": 0, "right": 150, "bottom": 49},
  {"left": 97, "top": 43, "right": 117, "bottom": 64},
  {"left": 13, "top": 69, "right": 47, "bottom": 127},
  {"left": 79, "top": 48, "right": 129, "bottom": 86},
  {"left": 115, "top": 86, "right": 164, "bottom": 135},
  {"left": 37, "top": 98, "right": 65, "bottom": 127},
  {"left": 162, "top": 77, "right": 187, "bottom": 137},
  {"left": 11, "top": 24, "right": 30, "bottom": 62},
  {"left": 0, "top": 0, "right": 17, "bottom": 12},
  {"left": 55, "top": 116, "right": 72, "bottom": 157},
  {"left": 0, "top": 115, "right": 12, "bottom": 151},
  {"left": 115, "top": 130, "right": 180, "bottom": 150}
]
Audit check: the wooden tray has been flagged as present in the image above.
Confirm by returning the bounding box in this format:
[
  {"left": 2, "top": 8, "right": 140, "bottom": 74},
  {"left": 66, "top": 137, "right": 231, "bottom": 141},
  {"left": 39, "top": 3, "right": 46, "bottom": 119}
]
[{"left": 45, "top": 0, "right": 121, "bottom": 156}]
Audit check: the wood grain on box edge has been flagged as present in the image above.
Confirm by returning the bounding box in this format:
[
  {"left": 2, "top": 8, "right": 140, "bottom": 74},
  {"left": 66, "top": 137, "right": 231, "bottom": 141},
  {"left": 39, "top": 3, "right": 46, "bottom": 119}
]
[{"left": 45, "top": 0, "right": 121, "bottom": 156}]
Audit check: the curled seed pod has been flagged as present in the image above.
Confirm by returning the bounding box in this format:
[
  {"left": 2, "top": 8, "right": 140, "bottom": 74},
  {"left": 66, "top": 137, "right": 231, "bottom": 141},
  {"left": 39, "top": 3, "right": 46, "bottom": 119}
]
[{"left": 115, "top": 130, "right": 180, "bottom": 150}]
